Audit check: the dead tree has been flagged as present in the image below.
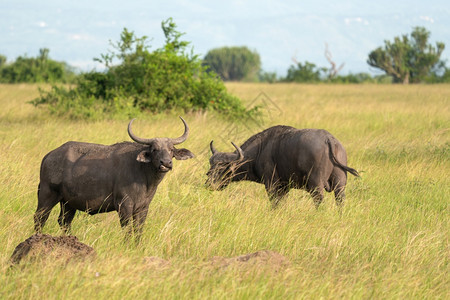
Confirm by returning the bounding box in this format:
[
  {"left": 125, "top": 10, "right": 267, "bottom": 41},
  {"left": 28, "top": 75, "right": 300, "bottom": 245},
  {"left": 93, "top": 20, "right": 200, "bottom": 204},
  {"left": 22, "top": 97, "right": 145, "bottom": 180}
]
[{"left": 324, "top": 43, "right": 344, "bottom": 79}]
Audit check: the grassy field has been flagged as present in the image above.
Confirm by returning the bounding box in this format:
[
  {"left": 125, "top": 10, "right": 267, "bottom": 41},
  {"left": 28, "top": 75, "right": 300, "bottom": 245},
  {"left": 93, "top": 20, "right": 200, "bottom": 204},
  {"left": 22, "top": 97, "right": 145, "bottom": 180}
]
[{"left": 0, "top": 83, "right": 448, "bottom": 299}]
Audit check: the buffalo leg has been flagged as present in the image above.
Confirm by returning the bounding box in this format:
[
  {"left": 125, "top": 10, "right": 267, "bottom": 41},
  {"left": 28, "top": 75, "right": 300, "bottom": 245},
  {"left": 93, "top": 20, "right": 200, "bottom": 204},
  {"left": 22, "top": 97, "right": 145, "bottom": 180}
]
[
  {"left": 310, "top": 189, "right": 324, "bottom": 209},
  {"left": 116, "top": 199, "right": 134, "bottom": 237},
  {"left": 306, "top": 179, "right": 324, "bottom": 209},
  {"left": 265, "top": 182, "right": 290, "bottom": 209},
  {"left": 34, "top": 184, "right": 60, "bottom": 232},
  {"left": 132, "top": 206, "right": 149, "bottom": 242},
  {"left": 334, "top": 187, "right": 346, "bottom": 207},
  {"left": 330, "top": 167, "right": 347, "bottom": 207},
  {"left": 58, "top": 202, "right": 77, "bottom": 233},
  {"left": 118, "top": 210, "right": 132, "bottom": 230}
]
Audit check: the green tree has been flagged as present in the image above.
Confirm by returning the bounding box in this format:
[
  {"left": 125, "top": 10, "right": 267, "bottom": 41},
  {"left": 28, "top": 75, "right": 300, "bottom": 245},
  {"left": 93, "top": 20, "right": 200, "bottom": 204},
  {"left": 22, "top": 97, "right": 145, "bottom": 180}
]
[
  {"left": 284, "top": 61, "right": 326, "bottom": 83},
  {"left": 367, "top": 27, "right": 445, "bottom": 84},
  {"left": 203, "top": 46, "right": 261, "bottom": 81},
  {"left": 259, "top": 71, "right": 278, "bottom": 83}
]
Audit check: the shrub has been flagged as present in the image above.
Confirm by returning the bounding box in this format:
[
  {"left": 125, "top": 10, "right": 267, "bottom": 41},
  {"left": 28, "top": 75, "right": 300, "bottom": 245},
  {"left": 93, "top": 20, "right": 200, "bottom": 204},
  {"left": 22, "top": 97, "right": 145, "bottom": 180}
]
[
  {"left": 259, "top": 71, "right": 278, "bottom": 83},
  {"left": 203, "top": 46, "right": 261, "bottom": 81},
  {"left": 283, "top": 61, "right": 327, "bottom": 83},
  {"left": 32, "top": 19, "right": 253, "bottom": 120},
  {"left": 0, "top": 48, "right": 76, "bottom": 83}
]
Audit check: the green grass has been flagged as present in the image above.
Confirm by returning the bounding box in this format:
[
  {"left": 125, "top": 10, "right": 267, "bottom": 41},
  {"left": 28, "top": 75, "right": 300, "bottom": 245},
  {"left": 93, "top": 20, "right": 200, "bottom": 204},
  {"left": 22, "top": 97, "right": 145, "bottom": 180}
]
[{"left": 0, "top": 83, "right": 449, "bottom": 299}]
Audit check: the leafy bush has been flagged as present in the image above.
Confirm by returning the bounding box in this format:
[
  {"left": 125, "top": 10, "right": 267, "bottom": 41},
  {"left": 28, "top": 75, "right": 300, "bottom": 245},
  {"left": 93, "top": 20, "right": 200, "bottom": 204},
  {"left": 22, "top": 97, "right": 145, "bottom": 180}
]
[
  {"left": 203, "top": 46, "right": 261, "bottom": 81},
  {"left": 32, "top": 19, "right": 252, "bottom": 120},
  {"left": 283, "top": 61, "right": 327, "bottom": 83},
  {"left": 259, "top": 71, "right": 278, "bottom": 83},
  {"left": 0, "top": 49, "right": 76, "bottom": 83}
]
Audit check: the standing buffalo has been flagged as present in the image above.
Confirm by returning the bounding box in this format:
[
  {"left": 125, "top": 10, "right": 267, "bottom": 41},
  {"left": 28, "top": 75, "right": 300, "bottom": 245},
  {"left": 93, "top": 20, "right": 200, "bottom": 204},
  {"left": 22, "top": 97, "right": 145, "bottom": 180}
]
[
  {"left": 35, "top": 117, "right": 194, "bottom": 238},
  {"left": 206, "top": 125, "right": 359, "bottom": 208}
]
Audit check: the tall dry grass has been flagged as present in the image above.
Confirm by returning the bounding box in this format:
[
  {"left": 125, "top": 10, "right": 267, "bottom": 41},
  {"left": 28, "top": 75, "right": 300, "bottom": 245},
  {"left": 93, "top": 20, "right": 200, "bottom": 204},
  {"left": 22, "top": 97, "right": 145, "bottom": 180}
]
[{"left": 0, "top": 83, "right": 448, "bottom": 299}]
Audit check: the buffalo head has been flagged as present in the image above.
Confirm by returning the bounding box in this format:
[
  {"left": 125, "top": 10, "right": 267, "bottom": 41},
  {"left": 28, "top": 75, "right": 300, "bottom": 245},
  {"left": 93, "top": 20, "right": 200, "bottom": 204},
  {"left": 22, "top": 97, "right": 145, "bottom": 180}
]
[
  {"left": 206, "top": 140, "right": 244, "bottom": 190},
  {"left": 128, "top": 117, "right": 194, "bottom": 172}
]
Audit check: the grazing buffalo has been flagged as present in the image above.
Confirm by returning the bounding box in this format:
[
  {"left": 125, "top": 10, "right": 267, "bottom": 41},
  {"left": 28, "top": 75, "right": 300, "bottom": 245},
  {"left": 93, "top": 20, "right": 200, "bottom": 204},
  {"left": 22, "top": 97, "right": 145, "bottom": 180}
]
[
  {"left": 206, "top": 125, "right": 359, "bottom": 208},
  {"left": 35, "top": 117, "right": 194, "bottom": 238}
]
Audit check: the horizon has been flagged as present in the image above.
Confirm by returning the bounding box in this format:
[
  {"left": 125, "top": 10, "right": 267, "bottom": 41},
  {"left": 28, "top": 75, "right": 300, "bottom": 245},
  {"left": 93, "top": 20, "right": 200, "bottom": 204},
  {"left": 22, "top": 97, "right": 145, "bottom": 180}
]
[{"left": 1, "top": 0, "right": 449, "bottom": 76}]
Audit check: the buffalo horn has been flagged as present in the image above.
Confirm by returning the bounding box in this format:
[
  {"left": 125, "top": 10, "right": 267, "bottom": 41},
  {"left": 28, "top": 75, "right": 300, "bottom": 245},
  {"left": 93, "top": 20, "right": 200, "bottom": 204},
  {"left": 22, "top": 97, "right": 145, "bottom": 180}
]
[
  {"left": 231, "top": 142, "right": 244, "bottom": 161},
  {"left": 210, "top": 140, "right": 217, "bottom": 155},
  {"left": 170, "top": 116, "right": 190, "bottom": 145},
  {"left": 128, "top": 119, "right": 154, "bottom": 145},
  {"left": 128, "top": 117, "right": 189, "bottom": 145}
]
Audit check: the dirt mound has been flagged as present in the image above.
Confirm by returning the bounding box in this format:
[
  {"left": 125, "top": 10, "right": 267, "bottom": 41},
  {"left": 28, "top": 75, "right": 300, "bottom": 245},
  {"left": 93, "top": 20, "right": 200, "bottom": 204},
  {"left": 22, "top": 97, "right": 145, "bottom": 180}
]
[
  {"left": 210, "top": 250, "right": 289, "bottom": 271},
  {"left": 10, "top": 234, "right": 95, "bottom": 265}
]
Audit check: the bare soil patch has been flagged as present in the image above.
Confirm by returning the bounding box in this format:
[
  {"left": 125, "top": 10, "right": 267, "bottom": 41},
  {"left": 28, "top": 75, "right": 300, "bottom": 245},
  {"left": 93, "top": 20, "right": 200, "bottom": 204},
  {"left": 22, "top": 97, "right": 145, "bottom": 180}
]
[
  {"left": 10, "top": 234, "right": 95, "bottom": 265},
  {"left": 143, "top": 256, "right": 171, "bottom": 268},
  {"left": 140, "top": 250, "right": 288, "bottom": 273},
  {"left": 210, "top": 250, "right": 289, "bottom": 271}
]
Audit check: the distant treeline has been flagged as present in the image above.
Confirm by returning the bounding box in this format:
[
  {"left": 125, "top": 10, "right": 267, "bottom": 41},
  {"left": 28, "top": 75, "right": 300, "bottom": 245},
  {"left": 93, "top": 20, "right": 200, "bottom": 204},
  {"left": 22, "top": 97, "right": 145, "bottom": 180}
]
[
  {"left": 204, "top": 27, "right": 450, "bottom": 84},
  {"left": 1, "top": 26, "right": 449, "bottom": 86},
  {"left": 0, "top": 48, "right": 76, "bottom": 83}
]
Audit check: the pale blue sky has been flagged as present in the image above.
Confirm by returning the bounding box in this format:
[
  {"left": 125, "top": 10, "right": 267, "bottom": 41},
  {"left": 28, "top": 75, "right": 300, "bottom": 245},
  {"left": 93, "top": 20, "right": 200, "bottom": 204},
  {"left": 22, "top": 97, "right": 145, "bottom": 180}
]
[{"left": 1, "top": 0, "right": 449, "bottom": 75}]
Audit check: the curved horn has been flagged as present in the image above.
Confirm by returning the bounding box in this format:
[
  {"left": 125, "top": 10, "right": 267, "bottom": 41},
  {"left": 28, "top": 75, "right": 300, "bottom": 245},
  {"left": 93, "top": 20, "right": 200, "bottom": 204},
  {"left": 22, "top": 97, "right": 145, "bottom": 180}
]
[
  {"left": 128, "top": 118, "right": 154, "bottom": 145},
  {"left": 170, "top": 116, "right": 189, "bottom": 145},
  {"left": 231, "top": 142, "right": 244, "bottom": 162},
  {"left": 210, "top": 140, "right": 217, "bottom": 155}
]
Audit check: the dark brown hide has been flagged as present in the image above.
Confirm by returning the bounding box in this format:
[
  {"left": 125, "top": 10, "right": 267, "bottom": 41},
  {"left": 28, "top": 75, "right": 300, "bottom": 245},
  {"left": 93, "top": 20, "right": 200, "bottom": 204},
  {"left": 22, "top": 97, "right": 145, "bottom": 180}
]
[
  {"left": 207, "top": 126, "right": 359, "bottom": 208},
  {"left": 34, "top": 117, "right": 194, "bottom": 239}
]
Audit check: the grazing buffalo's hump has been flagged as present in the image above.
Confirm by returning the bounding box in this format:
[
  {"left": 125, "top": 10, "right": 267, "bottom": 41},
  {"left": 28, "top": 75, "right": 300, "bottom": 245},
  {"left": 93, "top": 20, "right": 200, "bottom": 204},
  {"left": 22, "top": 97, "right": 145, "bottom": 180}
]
[
  {"left": 35, "top": 117, "right": 194, "bottom": 238},
  {"left": 206, "top": 125, "right": 359, "bottom": 208}
]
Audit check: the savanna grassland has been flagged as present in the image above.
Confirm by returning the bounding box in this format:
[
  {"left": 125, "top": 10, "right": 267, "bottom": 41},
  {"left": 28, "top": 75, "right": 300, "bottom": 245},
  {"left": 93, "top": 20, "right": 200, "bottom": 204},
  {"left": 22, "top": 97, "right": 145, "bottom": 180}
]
[{"left": 0, "top": 83, "right": 448, "bottom": 299}]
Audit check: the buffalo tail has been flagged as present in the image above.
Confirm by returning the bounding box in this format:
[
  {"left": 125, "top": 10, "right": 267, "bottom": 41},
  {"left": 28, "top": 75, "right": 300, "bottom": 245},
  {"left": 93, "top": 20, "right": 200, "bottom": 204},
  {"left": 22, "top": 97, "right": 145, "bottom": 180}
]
[{"left": 327, "top": 139, "right": 360, "bottom": 177}]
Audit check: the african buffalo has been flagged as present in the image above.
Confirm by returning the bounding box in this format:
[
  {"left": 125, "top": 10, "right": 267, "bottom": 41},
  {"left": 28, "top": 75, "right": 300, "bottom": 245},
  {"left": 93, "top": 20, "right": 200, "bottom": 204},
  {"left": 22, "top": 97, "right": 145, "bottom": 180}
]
[
  {"left": 206, "top": 125, "right": 359, "bottom": 208},
  {"left": 34, "top": 117, "right": 194, "bottom": 238}
]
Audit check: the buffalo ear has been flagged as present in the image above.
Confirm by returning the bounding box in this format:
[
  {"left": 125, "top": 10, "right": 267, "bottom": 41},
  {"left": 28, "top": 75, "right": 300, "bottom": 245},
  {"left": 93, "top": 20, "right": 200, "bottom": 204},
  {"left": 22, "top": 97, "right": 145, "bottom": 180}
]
[
  {"left": 136, "top": 150, "right": 151, "bottom": 163},
  {"left": 173, "top": 148, "right": 195, "bottom": 160}
]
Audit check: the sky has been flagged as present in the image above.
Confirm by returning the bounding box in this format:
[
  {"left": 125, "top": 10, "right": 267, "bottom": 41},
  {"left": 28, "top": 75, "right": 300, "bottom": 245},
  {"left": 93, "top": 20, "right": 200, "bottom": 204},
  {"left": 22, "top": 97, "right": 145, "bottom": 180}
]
[{"left": 1, "top": 0, "right": 449, "bottom": 76}]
